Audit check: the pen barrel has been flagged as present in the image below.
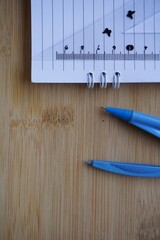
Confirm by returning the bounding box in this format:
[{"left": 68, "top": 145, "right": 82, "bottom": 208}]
[
  {"left": 130, "top": 111, "right": 160, "bottom": 138},
  {"left": 92, "top": 161, "right": 160, "bottom": 178},
  {"left": 131, "top": 111, "right": 160, "bottom": 128}
]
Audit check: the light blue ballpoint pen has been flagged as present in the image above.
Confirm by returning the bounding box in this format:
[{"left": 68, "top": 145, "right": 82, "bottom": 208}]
[
  {"left": 102, "top": 107, "right": 160, "bottom": 138},
  {"left": 86, "top": 161, "right": 160, "bottom": 178},
  {"left": 87, "top": 107, "right": 160, "bottom": 178}
]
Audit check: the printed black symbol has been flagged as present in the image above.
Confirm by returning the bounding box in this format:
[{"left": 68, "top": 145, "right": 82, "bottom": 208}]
[
  {"left": 126, "top": 45, "right": 134, "bottom": 52},
  {"left": 127, "top": 10, "right": 136, "bottom": 19},
  {"left": 103, "top": 28, "right": 112, "bottom": 37},
  {"left": 81, "top": 45, "right": 84, "bottom": 50},
  {"left": 80, "top": 45, "right": 84, "bottom": 54},
  {"left": 112, "top": 46, "right": 116, "bottom": 50},
  {"left": 97, "top": 45, "right": 100, "bottom": 51},
  {"left": 64, "top": 45, "right": 68, "bottom": 50},
  {"left": 96, "top": 45, "right": 100, "bottom": 54},
  {"left": 144, "top": 46, "right": 148, "bottom": 51}
]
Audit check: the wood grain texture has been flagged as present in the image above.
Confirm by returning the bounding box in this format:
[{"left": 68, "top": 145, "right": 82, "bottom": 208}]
[{"left": 1, "top": 1, "right": 160, "bottom": 239}]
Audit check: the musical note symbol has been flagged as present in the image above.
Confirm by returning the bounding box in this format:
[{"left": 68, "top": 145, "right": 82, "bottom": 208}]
[
  {"left": 112, "top": 46, "right": 116, "bottom": 55},
  {"left": 126, "top": 45, "right": 134, "bottom": 52},
  {"left": 81, "top": 45, "right": 84, "bottom": 50},
  {"left": 97, "top": 45, "right": 100, "bottom": 51},
  {"left": 144, "top": 46, "right": 148, "bottom": 51},
  {"left": 96, "top": 45, "right": 100, "bottom": 54},
  {"left": 80, "top": 45, "right": 84, "bottom": 54},
  {"left": 64, "top": 45, "right": 69, "bottom": 55}
]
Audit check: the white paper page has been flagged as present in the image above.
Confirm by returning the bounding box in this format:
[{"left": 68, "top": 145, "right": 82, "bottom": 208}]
[{"left": 31, "top": 0, "right": 160, "bottom": 84}]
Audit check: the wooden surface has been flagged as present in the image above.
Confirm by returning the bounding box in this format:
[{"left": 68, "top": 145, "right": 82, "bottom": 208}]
[{"left": 1, "top": 1, "right": 160, "bottom": 239}]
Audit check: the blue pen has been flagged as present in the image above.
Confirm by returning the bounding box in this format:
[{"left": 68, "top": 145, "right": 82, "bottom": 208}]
[
  {"left": 86, "top": 160, "right": 160, "bottom": 178},
  {"left": 102, "top": 107, "right": 160, "bottom": 138}
]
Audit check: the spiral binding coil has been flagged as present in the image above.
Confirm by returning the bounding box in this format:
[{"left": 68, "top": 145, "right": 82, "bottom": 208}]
[
  {"left": 87, "top": 71, "right": 120, "bottom": 89},
  {"left": 87, "top": 72, "right": 94, "bottom": 88},
  {"left": 100, "top": 72, "right": 108, "bottom": 89},
  {"left": 113, "top": 72, "right": 121, "bottom": 89}
]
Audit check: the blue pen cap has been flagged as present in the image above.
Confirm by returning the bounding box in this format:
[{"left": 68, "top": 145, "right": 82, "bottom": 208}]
[{"left": 106, "top": 107, "right": 133, "bottom": 122}]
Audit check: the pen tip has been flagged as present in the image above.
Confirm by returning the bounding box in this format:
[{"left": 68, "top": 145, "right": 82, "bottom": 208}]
[
  {"left": 101, "top": 107, "right": 106, "bottom": 111},
  {"left": 85, "top": 161, "right": 92, "bottom": 165}
]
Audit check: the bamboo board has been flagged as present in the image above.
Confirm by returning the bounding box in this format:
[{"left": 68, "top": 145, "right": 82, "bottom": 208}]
[{"left": 0, "top": 1, "right": 160, "bottom": 239}]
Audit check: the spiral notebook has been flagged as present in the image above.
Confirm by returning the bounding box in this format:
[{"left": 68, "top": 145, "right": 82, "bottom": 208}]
[{"left": 31, "top": 0, "right": 160, "bottom": 87}]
